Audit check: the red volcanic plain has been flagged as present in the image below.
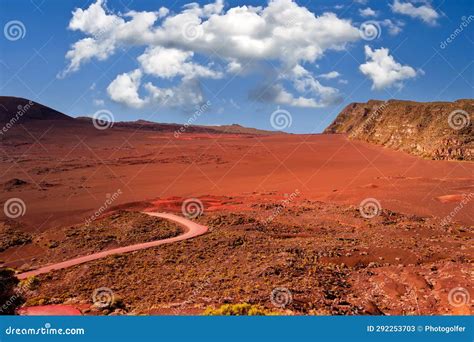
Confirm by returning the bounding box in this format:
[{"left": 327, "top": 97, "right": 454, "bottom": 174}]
[{"left": 0, "top": 102, "right": 472, "bottom": 316}]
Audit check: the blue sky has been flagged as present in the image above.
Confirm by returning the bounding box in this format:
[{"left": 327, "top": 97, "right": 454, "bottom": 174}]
[{"left": 0, "top": 0, "right": 473, "bottom": 133}]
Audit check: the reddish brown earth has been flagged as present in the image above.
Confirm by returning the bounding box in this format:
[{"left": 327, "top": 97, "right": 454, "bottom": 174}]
[
  {"left": 17, "top": 212, "right": 207, "bottom": 279},
  {"left": 0, "top": 98, "right": 472, "bottom": 316},
  {"left": 17, "top": 304, "right": 82, "bottom": 316}
]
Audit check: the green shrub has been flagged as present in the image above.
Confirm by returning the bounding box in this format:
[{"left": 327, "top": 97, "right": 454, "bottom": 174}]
[{"left": 203, "top": 303, "right": 269, "bottom": 316}]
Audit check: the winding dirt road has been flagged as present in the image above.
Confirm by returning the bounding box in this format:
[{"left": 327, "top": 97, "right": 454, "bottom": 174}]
[{"left": 17, "top": 212, "right": 208, "bottom": 280}]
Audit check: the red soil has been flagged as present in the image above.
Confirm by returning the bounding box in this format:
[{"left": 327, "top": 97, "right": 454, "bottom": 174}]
[
  {"left": 17, "top": 304, "right": 82, "bottom": 316},
  {"left": 1, "top": 127, "right": 472, "bottom": 234},
  {"left": 0, "top": 122, "right": 472, "bottom": 316},
  {"left": 17, "top": 213, "right": 207, "bottom": 279}
]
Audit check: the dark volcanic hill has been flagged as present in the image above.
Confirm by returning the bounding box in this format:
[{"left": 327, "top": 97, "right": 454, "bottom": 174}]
[
  {"left": 0, "top": 97, "right": 278, "bottom": 136},
  {"left": 0, "top": 96, "right": 73, "bottom": 123},
  {"left": 324, "top": 99, "right": 473, "bottom": 161}
]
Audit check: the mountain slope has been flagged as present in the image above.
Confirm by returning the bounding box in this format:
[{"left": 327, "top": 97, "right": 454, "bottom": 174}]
[
  {"left": 324, "top": 99, "right": 473, "bottom": 161},
  {"left": 0, "top": 96, "right": 74, "bottom": 123},
  {"left": 0, "top": 97, "right": 279, "bottom": 136}
]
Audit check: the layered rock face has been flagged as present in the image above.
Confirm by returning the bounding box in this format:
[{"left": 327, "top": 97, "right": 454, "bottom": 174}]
[{"left": 324, "top": 99, "right": 473, "bottom": 161}]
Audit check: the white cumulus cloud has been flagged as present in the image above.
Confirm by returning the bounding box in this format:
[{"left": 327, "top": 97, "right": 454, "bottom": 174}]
[
  {"left": 61, "top": 0, "right": 362, "bottom": 109},
  {"left": 107, "top": 69, "right": 146, "bottom": 108},
  {"left": 318, "top": 71, "right": 341, "bottom": 80},
  {"left": 390, "top": 0, "right": 440, "bottom": 25},
  {"left": 359, "top": 45, "right": 418, "bottom": 90},
  {"left": 359, "top": 7, "right": 377, "bottom": 17}
]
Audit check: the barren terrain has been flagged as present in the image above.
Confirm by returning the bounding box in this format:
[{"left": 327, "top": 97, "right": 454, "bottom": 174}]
[{"left": 0, "top": 98, "right": 472, "bottom": 316}]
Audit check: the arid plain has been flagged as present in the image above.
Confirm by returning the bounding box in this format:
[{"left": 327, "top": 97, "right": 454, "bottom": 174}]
[{"left": 0, "top": 98, "right": 472, "bottom": 316}]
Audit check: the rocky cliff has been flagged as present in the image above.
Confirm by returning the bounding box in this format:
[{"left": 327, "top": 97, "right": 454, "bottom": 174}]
[{"left": 324, "top": 99, "right": 473, "bottom": 161}]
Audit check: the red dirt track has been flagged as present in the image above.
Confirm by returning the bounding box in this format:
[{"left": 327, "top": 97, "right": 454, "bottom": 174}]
[
  {"left": 17, "top": 212, "right": 208, "bottom": 279},
  {"left": 17, "top": 305, "right": 82, "bottom": 316}
]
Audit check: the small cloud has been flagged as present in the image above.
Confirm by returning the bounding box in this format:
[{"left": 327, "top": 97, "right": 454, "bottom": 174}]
[
  {"left": 381, "top": 19, "right": 405, "bottom": 35},
  {"left": 318, "top": 71, "right": 341, "bottom": 80},
  {"left": 338, "top": 79, "right": 348, "bottom": 85},
  {"left": 390, "top": 0, "right": 440, "bottom": 25},
  {"left": 359, "top": 45, "right": 419, "bottom": 90},
  {"left": 93, "top": 99, "right": 105, "bottom": 106},
  {"left": 359, "top": 7, "right": 378, "bottom": 17}
]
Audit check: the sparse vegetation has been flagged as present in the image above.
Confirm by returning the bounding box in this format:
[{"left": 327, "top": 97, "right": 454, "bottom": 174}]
[
  {"left": 0, "top": 267, "right": 23, "bottom": 315},
  {"left": 203, "top": 303, "right": 269, "bottom": 316},
  {"left": 0, "top": 221, "right": 32, "bottom": 253}
]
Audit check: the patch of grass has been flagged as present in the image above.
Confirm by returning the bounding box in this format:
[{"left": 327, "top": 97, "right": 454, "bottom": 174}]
[
  {"left": 203, "top": 303, "right": 270, "bottom": 316},
  {"left": 19, "top": 276, "right": 40, "bottom": 290}
]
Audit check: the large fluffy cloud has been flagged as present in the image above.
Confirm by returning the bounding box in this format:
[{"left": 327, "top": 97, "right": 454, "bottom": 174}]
[
  {"left": 138, "top": 47, "right": 223, "bottom": 80},
  {"left": 106, "top": 69, "right": 146, "bottom": 108},
  {"left": 390, "top": 0, "right": 440, "bottom": 25},
  {"left": 359, "top": 45, "right": 418, "bottom": 90},
  {"left": 61, "top": 0, "right": 361, "bottom": 109}
]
